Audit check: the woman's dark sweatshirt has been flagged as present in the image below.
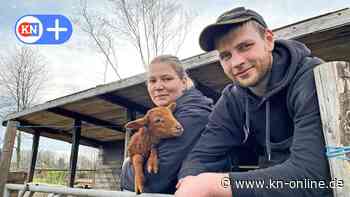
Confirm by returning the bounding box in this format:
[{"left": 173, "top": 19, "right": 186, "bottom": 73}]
[{"left": 121, "top": 87, "right": 213, "bottom": 194}]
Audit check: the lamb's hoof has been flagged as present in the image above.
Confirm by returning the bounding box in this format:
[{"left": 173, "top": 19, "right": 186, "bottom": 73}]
[{"left": 135, "top": 184, "right": 143, "bottom": 195}]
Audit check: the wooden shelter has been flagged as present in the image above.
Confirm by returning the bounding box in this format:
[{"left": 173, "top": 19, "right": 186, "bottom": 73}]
[{"left": 1, "top": 7, "right": 350, "bottom": 196}]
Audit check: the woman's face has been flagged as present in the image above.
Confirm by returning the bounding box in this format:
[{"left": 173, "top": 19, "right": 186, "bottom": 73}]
[{"left": 147, "top": 62, "right": 187, "bottom": 107}]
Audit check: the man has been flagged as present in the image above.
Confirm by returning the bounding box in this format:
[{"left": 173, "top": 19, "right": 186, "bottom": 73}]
[{"left": 175, "top": 7, "right": 332, "bottom": 197}]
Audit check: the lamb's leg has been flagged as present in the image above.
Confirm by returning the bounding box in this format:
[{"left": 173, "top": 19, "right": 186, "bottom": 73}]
[
  {"left": 132, "top": 154, "right": 144, "bottom": 194},
  {"left": 147, "top": 147, "right": 158, "bottom": 173}
]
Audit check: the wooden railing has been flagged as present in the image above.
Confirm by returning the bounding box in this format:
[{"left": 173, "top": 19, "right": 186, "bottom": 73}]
[{"left": 314, "top": 61, "right": 350, "bottom": 197}]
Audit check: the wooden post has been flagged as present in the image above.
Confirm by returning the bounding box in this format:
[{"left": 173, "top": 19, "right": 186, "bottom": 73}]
[
  {"left": 27, "top": 131, "right": 40, "bottom": 182},
  {"left": 314, "top": 61, "right": 350, "bottom": 197},
  {"left": 0, "top": 121, "right": 18, "bottom": 196},
  {"left": 124, "top": 110, "right": 136, "bottom": 159},
  {"left": 68, "top": 119, "right": 81, "bottom": 188}
]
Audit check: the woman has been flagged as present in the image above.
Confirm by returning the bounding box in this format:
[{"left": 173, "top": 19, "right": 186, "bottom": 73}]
[{"left": 120, "top": 55, "right": 213, "bottom": 194}]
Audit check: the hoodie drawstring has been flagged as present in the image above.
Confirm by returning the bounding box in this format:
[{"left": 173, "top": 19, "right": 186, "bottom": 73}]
[
  {"left": 265, "top": 100, "right": 271, "bottom": 161},
  {"left": 244, "top": 97, "right": 272, "bottom": 161},
  {"left": 243, "top": 97, "right": 250, "bottom": 143}
]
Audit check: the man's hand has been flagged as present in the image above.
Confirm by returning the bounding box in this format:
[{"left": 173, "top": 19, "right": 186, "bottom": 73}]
[{"left": 175, "top": 173, "right": 232, "bottom": 197}]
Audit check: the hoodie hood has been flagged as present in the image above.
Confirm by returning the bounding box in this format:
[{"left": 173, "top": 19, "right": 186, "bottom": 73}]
[
  {"left": 174, "top": 87, "right": 213, "bottom": 113},
  {"left": 265, "top": 39, "right": 311, "bottom": 98},
  {"left": 243, "top": 39, "right": 314, "bottom": 161}
]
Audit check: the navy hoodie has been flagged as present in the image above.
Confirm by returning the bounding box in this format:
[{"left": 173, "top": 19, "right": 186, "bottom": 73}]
[
  {"left": 178, "top": 40, "right": 333, "bottom": 197},
  {"left": 121, "top": 87, "right": 213, "bottom": 193}
]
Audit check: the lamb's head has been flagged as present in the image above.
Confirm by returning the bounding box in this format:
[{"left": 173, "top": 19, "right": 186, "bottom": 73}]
[{"left": 125, "top": 102, "right": 183, "bottom": 138}]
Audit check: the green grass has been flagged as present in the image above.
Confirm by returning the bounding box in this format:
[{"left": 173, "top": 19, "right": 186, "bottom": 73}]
[{"left": 33, "top": 171, "right": 67, "bottom": 185}]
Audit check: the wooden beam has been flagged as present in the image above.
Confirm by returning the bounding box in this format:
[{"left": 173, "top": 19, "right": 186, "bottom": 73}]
[
  {"left": 98, "top": 93, "right": 149, "bottom": 114},
  {"left": 314, "top": 61, "right": 350, "bottom": 197},
  {"left": 47, "top": 107, "right": 124, "bottom": 132},
  {"left": 182, "top": 51, "right": 218, "bottom": 69},
  {"left": 274, "top": 8, "right": 350, "bottom": 40},
  {"left": 2, "top": 73, "right": 147, "bottom": 124},
  {"left": 18, "top": 120, "right": 101, "bottom": 148},
  {"left": 0, "top": 121, "right": 18, "bottom": 196},
  {"left": 27, "top": 131, "right": 40, "bottom": 182},
  {"left": 124, "top": 110, "right": 136, "bottom": 159},
  {"left": 68, "top": 120, "right": 81, "bottom": 188}
]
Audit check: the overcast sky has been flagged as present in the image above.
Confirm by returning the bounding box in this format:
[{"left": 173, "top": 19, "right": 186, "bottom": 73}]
[{"left": 0, "top": 0, "right": 349, "bottom": 154}]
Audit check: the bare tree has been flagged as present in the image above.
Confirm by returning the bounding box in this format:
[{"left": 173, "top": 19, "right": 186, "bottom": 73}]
[
  {"left": 57, "top": 157, "right": 68, "bottom": 169},
  {"left": 0, "top": 96, "right": 15, "bottom": 120},
  {"left": 0, "top": 46, "right": 48, "bottom": 169},
  {"left": 76, "top": 0, "right": 194, "bottom": 71},
  {"left": 74, "top": 0, "right": 121, "bottom": 82},
  {"left": 111, "top": 0, "right": 193, "bottom": 67},
  {"left": 37, "top": 150, "right": 55, "bottom": 168}
]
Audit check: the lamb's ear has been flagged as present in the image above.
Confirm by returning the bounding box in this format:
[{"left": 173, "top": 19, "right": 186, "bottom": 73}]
[
  {"left": 167, "top": 102, "right": 176, "bottom": 112},
  {"left": 125, "top": 118, "right": 146, "bottom": 130}
]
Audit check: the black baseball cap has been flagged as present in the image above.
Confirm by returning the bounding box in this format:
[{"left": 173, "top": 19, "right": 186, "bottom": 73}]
[{"left": 199, "top": 7, "right": 267, "bottom": 52}]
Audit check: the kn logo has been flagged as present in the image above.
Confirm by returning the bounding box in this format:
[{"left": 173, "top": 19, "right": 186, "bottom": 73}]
[{"left": 15, "top": 15, "right": 72, "bottom": 44}]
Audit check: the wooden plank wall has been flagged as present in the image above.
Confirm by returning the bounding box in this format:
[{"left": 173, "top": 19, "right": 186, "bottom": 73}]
[
  {"left": 314, "top": 61, "right": 350, "bottom": 197},
  {"left": 0, "top": 121, "right": 18, "bottom": 196}
]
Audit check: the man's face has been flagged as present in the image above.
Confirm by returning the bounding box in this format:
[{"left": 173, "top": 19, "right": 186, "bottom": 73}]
[{"left": 216, "top": 23, "right": 274, "bottom": 87}]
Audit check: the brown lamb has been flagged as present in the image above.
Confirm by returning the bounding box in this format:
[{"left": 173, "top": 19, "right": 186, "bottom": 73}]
[{"left": 125, "top": 102, "right": 183, "bottom": 194}]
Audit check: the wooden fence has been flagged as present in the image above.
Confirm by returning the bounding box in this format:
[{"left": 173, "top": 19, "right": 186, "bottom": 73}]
[{"left": 314, "top": 61, "right": 350, "bottom": 197}]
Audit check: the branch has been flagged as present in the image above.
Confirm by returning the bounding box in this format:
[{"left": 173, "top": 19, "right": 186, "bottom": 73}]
[{"left": 79, "top": 0, "right": 122, "bottom": 79}]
